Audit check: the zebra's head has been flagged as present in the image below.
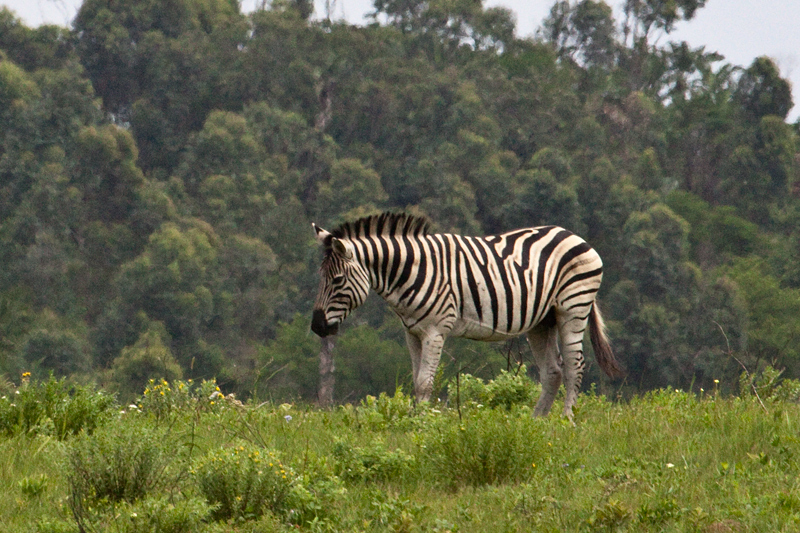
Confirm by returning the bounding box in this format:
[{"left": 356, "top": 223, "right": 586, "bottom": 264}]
[{"left": 311, "top": 223, "right": 371, "bottom": 337}]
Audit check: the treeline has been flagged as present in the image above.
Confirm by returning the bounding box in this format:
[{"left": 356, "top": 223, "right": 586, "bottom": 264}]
[{"left": 0, "top": 0, "right": 798, "bottom": 401}]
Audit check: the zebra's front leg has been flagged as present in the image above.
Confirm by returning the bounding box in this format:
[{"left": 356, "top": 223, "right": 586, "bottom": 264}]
[
  {"left": 404, "top": 331, "right": 423, "bottom": 392},
  {"left": 406, "top": 330, "right": 445, "bottom": 403}
]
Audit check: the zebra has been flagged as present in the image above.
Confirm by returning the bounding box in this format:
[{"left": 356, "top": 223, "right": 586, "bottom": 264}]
[{"left": 311, "top": 212, "right": 622, "bottom": 420}]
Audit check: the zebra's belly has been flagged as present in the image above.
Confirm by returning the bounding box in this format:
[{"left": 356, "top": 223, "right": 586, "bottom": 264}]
[{"left": 448, "top": 318, "right": 523, "bottom": 342}]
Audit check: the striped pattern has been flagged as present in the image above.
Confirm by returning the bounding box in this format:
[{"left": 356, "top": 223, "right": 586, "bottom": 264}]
[{"left": 312, "top": 213, "right": 621, "bottom": 420}]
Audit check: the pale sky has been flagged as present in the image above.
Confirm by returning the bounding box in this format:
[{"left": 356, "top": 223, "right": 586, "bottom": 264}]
[{"left": 4, "top": 0, "right": 799, "bottom": 121}]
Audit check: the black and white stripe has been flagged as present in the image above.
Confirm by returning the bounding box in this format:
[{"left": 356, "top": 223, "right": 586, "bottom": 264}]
[{"left": 312, "top": 213, "right": 621, "bottom": 420}]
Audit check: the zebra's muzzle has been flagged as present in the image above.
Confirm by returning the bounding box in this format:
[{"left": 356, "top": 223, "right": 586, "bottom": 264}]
[{"left": 311, "top": 309, "right": 339, "bottom": 337}]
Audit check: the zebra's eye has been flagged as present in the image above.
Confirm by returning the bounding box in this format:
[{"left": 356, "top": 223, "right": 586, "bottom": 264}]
[{"left": 331, "top": 275, "right": 345, "bottom": 284}]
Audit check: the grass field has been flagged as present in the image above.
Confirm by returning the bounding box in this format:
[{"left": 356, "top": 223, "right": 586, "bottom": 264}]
[{"left": 2, "top": 370, "right": 800, "bottom": 533}]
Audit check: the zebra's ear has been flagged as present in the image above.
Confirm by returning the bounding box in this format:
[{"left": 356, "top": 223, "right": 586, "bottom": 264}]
[
  {"left": 312, "top": 223, "right": 331, "bottom": 245},
  {"left": 331, "top": 237, "right": 353, "bottom": 260}
]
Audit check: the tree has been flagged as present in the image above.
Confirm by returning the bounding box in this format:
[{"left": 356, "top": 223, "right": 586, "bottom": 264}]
[
  {"left": 96, "top": 222, "right": 221, "bottom": 371},
  {"left": 315, "top": 158, "right": 388, "bottom": 222},
  {"left": 18, "top": 310, "right": 92, "bottom": 378},
  {"left": 619, "top": 0, "right": 707, "bottom": 92},
  {"left": 74, "top": 0, "right": 243, "bottom": 116},
  {"left": 542, "top": 0, "right": 618, "bottom": 69},
  {"left": 372, "top": 0, "right": 515, "bottom": 58},
  {"left": 735, "top": 57, "right": 794, "bottom": 122},
  {"left": 74, "top": 125, "right": 145, "bottom": 224},
  {"left": 0, "top": 8, "right": 73, "bottom": 71},
  {"left": 111, "top": 319, "right": 182, "bottom": 401},
  {"left": 1, "top": 0, "right": 799, "bottom": 400},
  {"left": 0, "top": 289, "right": 34, "bottom": 377},
  {"left": 725, "top": 258, "right": 800, "bottom": 375},
  {"left": 502, "top": 166, "right": 582, "bottom": 233},
  {"left": 215, "top": 234, "right": 283, "bottom": 339},
  {"left": 621, "top": 0, "right": 706, "bottom": 48},
  {"left": 318, "top": 336, "right": 336, "bottom": 407},
  {"left": 621, "top": 203, "right": 690, "bottom": 300}
]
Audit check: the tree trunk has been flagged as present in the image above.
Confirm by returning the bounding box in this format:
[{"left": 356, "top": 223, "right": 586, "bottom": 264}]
[{"left": 318, "top": 336, "right": 336, "bottom": 407}]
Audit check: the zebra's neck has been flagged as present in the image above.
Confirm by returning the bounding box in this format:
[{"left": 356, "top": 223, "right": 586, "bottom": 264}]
[
  {"left": 352, "top": 235, "right": 390, "bottom": 293},
  {"left": 351, "top": 234, "right": 422, "bottom": 309}
]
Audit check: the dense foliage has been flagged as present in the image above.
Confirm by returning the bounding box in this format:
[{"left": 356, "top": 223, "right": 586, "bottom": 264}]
[{"left": 1, "top": 0, "right": 799, "bottom": 402}]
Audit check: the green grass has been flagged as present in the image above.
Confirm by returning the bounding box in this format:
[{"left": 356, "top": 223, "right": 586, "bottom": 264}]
[{"left": 2, "top": 375, "right": 800, "bottom": 532}]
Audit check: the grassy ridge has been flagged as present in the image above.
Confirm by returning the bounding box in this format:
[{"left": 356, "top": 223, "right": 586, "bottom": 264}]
[{"left": 1, "top": 374, "right": 800, "bottom": 532}]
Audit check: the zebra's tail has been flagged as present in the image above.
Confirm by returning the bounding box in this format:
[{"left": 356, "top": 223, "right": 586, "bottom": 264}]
[{"left": 589, "top": 302, "right": 624, "bottom": 378}]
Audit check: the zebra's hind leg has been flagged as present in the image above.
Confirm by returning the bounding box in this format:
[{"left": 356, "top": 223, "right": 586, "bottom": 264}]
[
  {"left": 527, "top": 321, "right": 561, "bottom": 417},
  {"left": 557, "top": 311, "right": 589, "bottom": 423}
]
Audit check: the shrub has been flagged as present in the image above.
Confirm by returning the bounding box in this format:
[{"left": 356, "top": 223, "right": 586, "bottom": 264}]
[
  {"left": 483, "top": 366, "right": 537, "bottom": 409},
  {"left": 367, "top": 489, "right": 426, "bottom": 532},
  {"left": 739, "top": 365, "right": 800, "bottom": 403},
  {"left": 448, "top": 366, "right": 538, "bottom": 410},
  {"left": 284, "top": 478, "right": 342, "bottom": 528},
  {"left": 18, "top": 474, "right": 49, "bottom": 499},
  {"left": 137, "top": 378, "right": 227, "bottom": 422},
  {"left": 587, "top": 499, "right": 633, "bottom": 531},
  {"left": 332, "top": 439, "right": 416, "bottom": 483},
  {"left": 0, "top": 376, "right": 115, "bottom": 439},
  {"left": 66, "top": 418, "right": 177, "bottom": 528},
  {"left": 33, "top": 519, "right": 79, "bottom": 533},
  {"left": 195, "top": 441, "right": 344, "bottom": 527},
  {"left": 356, "top": 387, "right": 415, "bottom": 429},
  {"left": 108, "top": 496, "right": 212, "bottom": 533},
  {"left": 775, "top": 378, "right": 800, "bottom": 403},
  {"left": 637, "top": 497, "right": 681, "bottom": 526},
  {"left": 448, "top": 372, "right": 487, "bottom": 406},
  {"left": 194, "top": 442, "right": 293, "bottom": 522},
  {"left": 421, "top": 408, "right": 545, "bottom": 488},
  {"left": 42, "top": 497, "right": 213, "bottom": 533}
]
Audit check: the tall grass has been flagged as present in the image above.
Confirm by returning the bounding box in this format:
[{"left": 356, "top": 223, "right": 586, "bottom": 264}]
[{"left": 1, "top": 370, "right": 800, "bottom": 532}]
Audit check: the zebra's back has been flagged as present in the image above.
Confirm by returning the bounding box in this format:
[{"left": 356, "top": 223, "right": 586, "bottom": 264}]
[{"left": 414, "top": 226, "right": 603, "bottom": 340}]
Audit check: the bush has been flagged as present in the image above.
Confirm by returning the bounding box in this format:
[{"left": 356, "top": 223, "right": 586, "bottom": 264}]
[
  {"left": 448, "top": 366, "right": 538, "bottom": 410},
  {"left": 194, "top": 442, "right": 293, "bottom": 522},
  {"left": 349, "top": 387, "right": 415, "bottom": 430},
  {"left": 0, "top": 376, "right": 115, "bottom": 439},
  {"left": 107, "top": 496, "right": 212, "bottom": 533},
  {"left": 137, "top": 378, "right": 227, "bottom": 422},
  {"left": 41, "top": 497, "right": 213, "bottom": 533},
  {"left": 332, "top": 439, "right": 416, "bottom": 483},
  {"left": 484, "top": 366, "right": 537, "bottom": 409},
  {"left": 739, "top": 365, "right": 800, "bottom": 403},
  {"left": 421, "top": 408, "right": 545, "bottom": 488},
  {"left": 366, "top": 489, "right": 426, "bottom": 531},
  {"left": 448, "top": 372, "right": 488, "bottom": 406},
  {"left": 18, "top": 474, "right": 49, "bottom": 499},
  {"left": 195, "top": 440, "right": 344, "bottom": 527},
  {"left": 67, "top": 418, "right": 177, "bottom": 528}
]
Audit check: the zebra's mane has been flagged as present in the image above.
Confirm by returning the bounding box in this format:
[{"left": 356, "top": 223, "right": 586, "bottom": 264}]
[{"left": 331, "top": 212, "right": 431, "bottom": 241}]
